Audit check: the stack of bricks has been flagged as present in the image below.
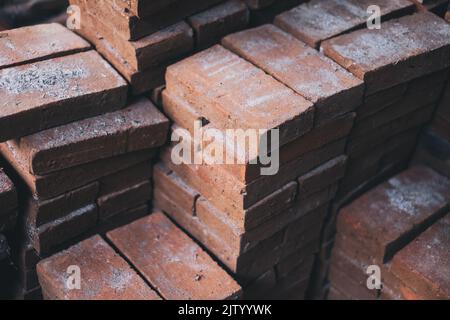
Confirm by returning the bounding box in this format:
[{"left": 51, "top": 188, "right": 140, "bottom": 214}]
[
  {"left": 274, "top": 3, "right": 450, "bottom": 298},
  {"left": 70, "top": 0, "right": 250, "bottom": 96},
  {"left": 0, "top": 23, "right": 170, "bottom": 299},
  {"left": 328, "top": 166, "right": 450, "bottom": 300},
  {"left": 153, "top": 12, "right": 367, "bottom": 296},
  {"left": 36, "top": 213, "right": 242, "bottom": 300}
]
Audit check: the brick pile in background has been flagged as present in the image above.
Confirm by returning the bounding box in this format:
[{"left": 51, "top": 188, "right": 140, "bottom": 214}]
[
  {"left": 70, "top": 0, "right": 249, "bottom": 96},
  {"left": 153, "top": 18, "right": 365, "bottom": 297},
  {"left": 328, "top": 166, "right": 450, "bottom": 300},
  {"left": 274, "top": 3, "right": 450, "bottom": 298},
  {"left": 0, "top": 24, "right": 170, "bottom": 299},
  {"left": 37, "top": 213, "right": 242, "bottom": 300}
]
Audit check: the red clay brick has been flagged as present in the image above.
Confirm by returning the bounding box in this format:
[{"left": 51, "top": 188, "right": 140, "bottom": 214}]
[
  {"left": 0, "top": 144, "right": 155, "bottom": 200},
  {"left": 107, "top": 212, "right": 242, "bottom": 300},
  {"left": 29, "top": 204, "right": 98, "bottom": 255},
  {"left": 337, "top": 166, "right": 450, "bottom": 263},
  {"left": 37, "top": 235, "right": 160, "bottom": 300},
  {"left": 274, "top": 0, "right": 414, "bottom": 49},
  {"left": 112, "top": 0, "right": 180, "bottom": 18},
  {"left": 391, "top": 213, "right": 450, "bottom": 299},
  {"left": 97, "top": 180, "right": 152, "bottom": 220},
  {"left": 24, "top": 182, "right": 99, "bottom": 228},
  {"left": 322, "top": 12, "right": 450, "bottom": 95},
  {"left": 10, "top": 97, "right": 168, "bottom": 175},
  {"left": 222, "top": 24, "right": 364, "bottom": 125},
  {"left": 166, "top": 45, "right": 314, "bottom": 147},
  {"left": 0, "top": 50, "right": 128, "bottom": 142},
  {"left": 0, "top": 23, "right": 90, "bottom": 70},
  {"left": 188, "top": 0, "right": 249, "bottom": 50}
]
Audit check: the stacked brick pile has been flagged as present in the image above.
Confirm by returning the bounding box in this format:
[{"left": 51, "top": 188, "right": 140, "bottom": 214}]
[
  {"left": 328, "top": 166, "right": 450, "bottom": 300},
  {"left": 153, "top": 14, "right": 366, "bottom": 296},
  {"left": 70, "top": 0, "right": 249, "bottom": 96},
  {"left": 274, "top": 4, "right": 450, "bottom": 298},
  {"left": 0, "top": 24, "right": 169, "bottom": 299},
  {"left": 37, "top": 213, "right": 242, "bottom": 300}
]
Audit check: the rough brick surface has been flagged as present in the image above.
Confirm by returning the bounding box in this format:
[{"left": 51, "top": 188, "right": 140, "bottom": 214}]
[
  {"left": 0, "top": 23, "right": 91, "bottom": 70},
  {"left": 0, "top": 168, "right": 17, "bottom": 214},
  {"left": 222, "top": 25, "right": 363, "bottom": 125},
  {"left": 337, "top": 166, "right": 450, "bottom": 263},
  {"left": 274, "top": 0, "right": 414, "bottom": 49},
  {"left": 0, "top": 50, "right": 128, "bottom": 142},
  {"left": 391, "top": 214, "right": 450, "bottom": 299},
  {"left": 166, "top": 45, "right": 314, "bottom": 147},
  {"left": 107, "top": 212, "right": 242, "bottom": 300},
  {"left": 37, "top": 235, "right": 160, "bottom": 300},
  {"left": 321, "top": 12, "right": 450, "bottom": 95},
  {"left": 9, "top": 97, "right": 168, "bottom": 175}
]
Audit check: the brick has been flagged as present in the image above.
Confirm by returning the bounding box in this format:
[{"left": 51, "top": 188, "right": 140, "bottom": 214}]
[
  {"left": 29, "top": 204, "right": 98, "bottom": 255},
  {"left": 222, "top": 25, "right": 364, "bottom": 125},
  {"left": 112, "top": 0, "right": 180, "bottom": 18},
  {"left": 96, "top": 204, "right": 149, "bottom": 234},
  {"left": 107, "top": 212, "right": 242, "bottom": 300},
  {"left": 322, "top": 12, "right": 450, "bottom": 95},
  {"left": 80, "top": 5, "right": 194, "bottom": 71},
  {"left": 244, "top": 0, "right": 276, "bottom": 10},
  {"left": 73, "top": 0, "right": 223, "bottom": 41},
  {"left": 97, "top": 180, "right": 152, "bottom": 220},
  {"left": 390, "top": 214, "right": 450, "bottom": 299},
  {"left": 297, "top": 155, "right": 347, "bottom": 198},
  {"left": 9, "top": 97, "right": 168, "bottom": 175},
  {"left": 77, "top": 22, "right": 175, "bottom": 95},
  {"left": 0, "top": 23, "right": 90, "bottom": 70},
  {"left": 166, "top": 45, "right": 314, "bottom": 147},
  {"left": 188, "top": 0, "right": 249, "bottom": 50},
  {"left": 243, "top": 268, "right": 276, "bottom": 299},
  {"left": 412, "top": 0, "right": 450, "bottom": 16},
  {"left": 99, "top": 161, "right": 152, "bottom": 197},
  {"left": 275, "top": 0, "right": 414, "bottom": 49},
  {"left": 0, "top": 168, "right": 17, "bottom": 213},
  {"left": 328, "top": 264, "right": 377, "bottom": 300},
  {"left": 337, "top": 166, "right": 450, "bottom": 264},
  {"left": 249, "top": 0, "right": 302, "bottom": 26},
  {"left": 0, "top": 144, "right": 155, "bottom": 200},
  {"left": 149, "top": 85, "right": 165, "bottom": 108},
  {"left": 37, "top": 235, "right": 160, "bottom": 300},
  {"left": 0, "top": 50, "right": 128, "bottom": 142},
  {"left": 24, "top": 182, "right": 99, "bottom": 228}
]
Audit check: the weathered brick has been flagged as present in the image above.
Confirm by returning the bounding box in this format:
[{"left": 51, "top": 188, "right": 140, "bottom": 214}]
[
  {"left": 107, "top": 212, "right": 242, "bottom": 300},
  {"left": 390, "top": 214, "right": 450, "bottom": 299},
  {"left": 97, "top": 180, "right": 152, "bottom": 220},
  {"left": 274, "top": 0, "right": 414, "bottom": 49},
  {"left": 166, "top": 45, "right": 314, "bottom": 147},
  {"left": 29, "top": 204, "right": 98, "bottom": 255},
  {"left": 323, "top": 12, "right": 450, "bottom": 95},
  {"left": 24, "top": 182, "right": 99, "bottom": 228},
  {"left": 0, "top": 23, "right": 90, "bottom": 70},
  {"left": 337, "top": 166, "right": 450, "bottom": 264},
  {"left": 0, "top": 144, "right": 155, "bottom": 200},
  {"left": 0, "top": 50, "right": 128, "bottom": 142},
  {"left": 37, "top": 235, "right": 160, "bottom": 300},
  {"left": 222, "top": 24, "right": 364, "bottom": 125},
  {"left": 188, "top": 0, "right": 249, "bottom": 50},
  {"left": 9, "top": 97, "right": 168, "bottom": 175},
  {"left": 111, "top": 0, "right": 180, "bottom": 18}
]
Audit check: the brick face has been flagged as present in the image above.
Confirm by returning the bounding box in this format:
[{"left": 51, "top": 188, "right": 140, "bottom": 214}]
[
  {"left": 107, "top": 213, "right": 242, "bottom": 300},
  {"left": 37, "top": 235, "right": 160, "bottom": 300}
]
